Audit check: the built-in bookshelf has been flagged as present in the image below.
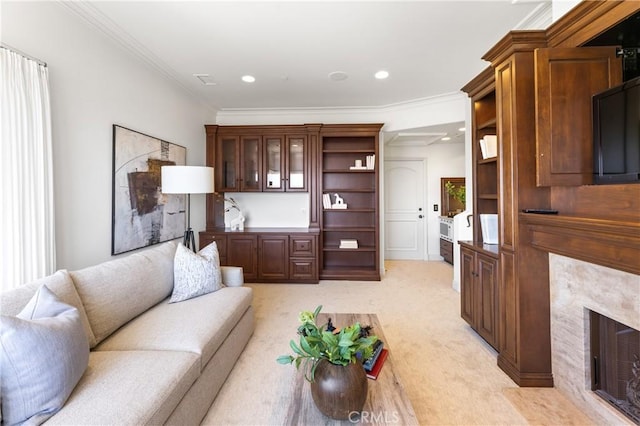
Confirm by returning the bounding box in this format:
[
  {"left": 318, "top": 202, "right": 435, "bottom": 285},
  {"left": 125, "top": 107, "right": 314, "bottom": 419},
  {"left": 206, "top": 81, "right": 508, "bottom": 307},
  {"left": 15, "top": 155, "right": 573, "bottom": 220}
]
[{"left": 319, "top": 124, "right": 383, "bottom": 280}]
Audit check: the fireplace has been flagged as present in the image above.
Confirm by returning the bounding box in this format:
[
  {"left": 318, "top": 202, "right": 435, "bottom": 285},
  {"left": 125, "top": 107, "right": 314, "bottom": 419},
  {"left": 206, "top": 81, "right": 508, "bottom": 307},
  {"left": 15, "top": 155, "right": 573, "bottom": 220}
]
[
  {"left": 590, "top": 311, "right": 640, "bottom": 424},
  {"left": 549, "top": 254, "right": 640, "bottom": 424}
]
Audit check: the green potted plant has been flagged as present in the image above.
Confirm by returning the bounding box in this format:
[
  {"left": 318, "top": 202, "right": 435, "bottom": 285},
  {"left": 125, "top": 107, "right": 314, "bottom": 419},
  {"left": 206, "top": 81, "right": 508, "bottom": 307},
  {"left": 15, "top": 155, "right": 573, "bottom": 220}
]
[
  {"left": 277, "top": 305, "right": 378, "bottom": 419},
  {"left": 444, "top": 180, "right": 466, "bottom": 205}
]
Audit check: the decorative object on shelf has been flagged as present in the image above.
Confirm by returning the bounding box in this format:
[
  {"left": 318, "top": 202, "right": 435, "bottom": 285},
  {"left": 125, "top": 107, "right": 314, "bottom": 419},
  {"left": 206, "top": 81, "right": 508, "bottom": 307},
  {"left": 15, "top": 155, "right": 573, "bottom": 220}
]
[
  {"left": 332, "top": 193, "right": 347, "bottom": 209},
  {"left": 277, "top": 305, "right": 377, "bottom": 419},
  {"left": 479, "top": 135, "right": 497, "bottom": 159},
  {"left": 349, "top": 159, "right": 367, "bottom": 170},
  {"left": 480, "top": 214, "right": 498, "bottom": 245},
  {"left": 112, "top": 125, "right": 187, "bottom": 255},
  {"left": 161, "top": 166, "right": 215, "bottom": 250},
  {"left": 339, "top": 239, "right": 358, "bottom": 249},
  {"left": 225, "top": 197, "right": 245, "bottom": 231}
]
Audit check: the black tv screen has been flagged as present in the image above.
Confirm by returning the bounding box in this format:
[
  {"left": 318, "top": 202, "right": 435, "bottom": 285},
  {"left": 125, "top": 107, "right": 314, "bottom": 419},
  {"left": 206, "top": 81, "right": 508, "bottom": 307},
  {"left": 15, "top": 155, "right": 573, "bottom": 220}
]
[{"left": 593, "top": 75, "right": 640, "bottom": 184}]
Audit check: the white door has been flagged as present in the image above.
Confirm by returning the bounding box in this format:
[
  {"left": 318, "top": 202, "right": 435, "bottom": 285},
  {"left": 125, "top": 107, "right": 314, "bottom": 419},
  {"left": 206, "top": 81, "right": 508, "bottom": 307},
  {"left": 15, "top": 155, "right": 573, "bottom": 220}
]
[{"left": 384, "top": 159, "right": 426, "bottom": 260}]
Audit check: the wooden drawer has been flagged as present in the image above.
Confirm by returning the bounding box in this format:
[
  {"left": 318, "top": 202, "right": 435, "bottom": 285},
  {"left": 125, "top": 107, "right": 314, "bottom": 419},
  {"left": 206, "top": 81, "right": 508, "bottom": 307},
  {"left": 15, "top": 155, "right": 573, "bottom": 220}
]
[
  {"left": 440, "top": 238, "right": 453, "bottom": 264},
  {"left": 290, "top": 235, "right": 316, "bottom": 257},
  {"left": 290, "top": 258, "right": 317, "bottom": 281}
]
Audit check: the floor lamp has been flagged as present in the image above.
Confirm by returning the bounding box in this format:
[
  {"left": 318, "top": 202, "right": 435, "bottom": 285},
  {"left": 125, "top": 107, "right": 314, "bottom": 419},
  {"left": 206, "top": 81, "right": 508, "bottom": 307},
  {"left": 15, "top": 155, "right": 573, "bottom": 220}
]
[{"left": 161, "top": 166, "right": 214, "bottom": 251}]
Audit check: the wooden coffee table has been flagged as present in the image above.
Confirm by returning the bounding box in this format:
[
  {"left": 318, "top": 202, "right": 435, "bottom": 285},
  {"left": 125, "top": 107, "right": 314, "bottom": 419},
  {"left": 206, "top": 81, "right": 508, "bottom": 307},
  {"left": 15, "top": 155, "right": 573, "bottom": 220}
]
[{"left": 281, "top": 313, "right": 418, "bottom": 425}]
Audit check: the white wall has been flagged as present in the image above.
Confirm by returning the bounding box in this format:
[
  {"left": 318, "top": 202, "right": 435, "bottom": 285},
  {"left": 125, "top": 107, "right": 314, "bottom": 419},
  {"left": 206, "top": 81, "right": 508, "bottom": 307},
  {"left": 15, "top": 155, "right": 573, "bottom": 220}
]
[{"left": 2, "top": 2, "right": 213, "bottom": 271}]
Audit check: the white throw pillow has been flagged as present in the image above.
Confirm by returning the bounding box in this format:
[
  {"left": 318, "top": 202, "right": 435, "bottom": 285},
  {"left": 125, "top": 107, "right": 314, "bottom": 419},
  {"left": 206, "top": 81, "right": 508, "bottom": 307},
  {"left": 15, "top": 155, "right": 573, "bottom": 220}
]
[
  {"left": 0, "top": 285, "right": 89, "bottom": 425},
  {"left": 170, "top": 242, "right": 223, "bottom": 303}
]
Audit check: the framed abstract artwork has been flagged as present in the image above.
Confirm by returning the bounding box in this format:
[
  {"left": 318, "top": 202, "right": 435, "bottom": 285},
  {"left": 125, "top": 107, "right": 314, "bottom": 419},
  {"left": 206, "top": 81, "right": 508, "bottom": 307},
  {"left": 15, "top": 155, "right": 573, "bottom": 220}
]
[{"left": 111, "top": 125, "right": 186, "bottom": 255}]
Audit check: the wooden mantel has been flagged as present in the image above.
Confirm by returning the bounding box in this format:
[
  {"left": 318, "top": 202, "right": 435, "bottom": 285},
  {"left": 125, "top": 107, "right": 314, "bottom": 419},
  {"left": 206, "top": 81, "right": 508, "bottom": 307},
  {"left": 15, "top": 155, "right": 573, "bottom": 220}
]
[{"left": 521, "top": 213, "right": 640, "bottom": 276}]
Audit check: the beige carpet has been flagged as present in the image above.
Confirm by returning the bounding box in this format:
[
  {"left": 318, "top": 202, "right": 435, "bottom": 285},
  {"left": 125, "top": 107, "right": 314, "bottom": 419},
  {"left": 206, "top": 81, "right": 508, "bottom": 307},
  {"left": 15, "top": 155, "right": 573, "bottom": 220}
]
[{"left": 201, "top": 260, "right": 593, "bottom": 425}]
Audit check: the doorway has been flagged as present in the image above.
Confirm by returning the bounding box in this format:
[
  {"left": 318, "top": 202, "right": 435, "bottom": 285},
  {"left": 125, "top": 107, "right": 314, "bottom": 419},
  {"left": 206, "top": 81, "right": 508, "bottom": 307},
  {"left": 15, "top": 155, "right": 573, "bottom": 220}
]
[{"left": 384, "top": 159, "right": 426, "bottom": 260}]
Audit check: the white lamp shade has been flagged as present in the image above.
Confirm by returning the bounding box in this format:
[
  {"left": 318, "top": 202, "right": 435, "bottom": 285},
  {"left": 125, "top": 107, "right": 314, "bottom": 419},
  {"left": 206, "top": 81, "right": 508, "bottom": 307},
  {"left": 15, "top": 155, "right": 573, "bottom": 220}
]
[{"left": 161, "top": 166, "right": 214, "bottom": 194}]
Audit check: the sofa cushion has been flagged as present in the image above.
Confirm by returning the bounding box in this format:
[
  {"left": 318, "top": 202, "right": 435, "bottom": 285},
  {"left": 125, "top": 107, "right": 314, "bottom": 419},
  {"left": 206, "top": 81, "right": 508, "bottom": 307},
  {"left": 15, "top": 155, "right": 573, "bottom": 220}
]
[
  {"left": 70, "top": 241, "right": 177, "bottom": 345},
  {"left": 44, "top": 350, "right": 200, "bottom": 425},
  {"left": 170, "top": 242, "right": 222, "bottom": 303},
  {"left": 0, "top": 269, "right": 96, "bottom": 347},
  {"left": 1, "top": 285, "right": 89, "bottom": 426},
  {"left": 95, "top": 286, "right": 253, "bottom": 370}
]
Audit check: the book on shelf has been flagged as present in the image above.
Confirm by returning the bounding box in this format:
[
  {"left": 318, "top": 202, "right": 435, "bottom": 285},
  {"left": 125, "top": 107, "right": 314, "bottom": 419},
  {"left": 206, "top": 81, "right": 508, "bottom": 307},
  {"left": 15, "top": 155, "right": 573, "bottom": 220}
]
[
  {"left": 479, "top": 139, "right": 488, "bottom": 159},
  {"left": 339, "top": 239, "right": 358, "bottom": 249},
  {"left": 349, "top": 165, "right": 368, "bottom": 170},
  {"left": 366, "top": 154, "right": 375, "bottom": 170},
  {"left": 366, "top": 348, "right": 388, "bottom": 380},
  {"left": 363, "top": 340, "right": 384, "bottom": 371},
  {"left": 323, "top": 193, "right": 332, "bottom": 209},
  {"left": 481, "top": 135, "right": 497, "bottom": 159}
]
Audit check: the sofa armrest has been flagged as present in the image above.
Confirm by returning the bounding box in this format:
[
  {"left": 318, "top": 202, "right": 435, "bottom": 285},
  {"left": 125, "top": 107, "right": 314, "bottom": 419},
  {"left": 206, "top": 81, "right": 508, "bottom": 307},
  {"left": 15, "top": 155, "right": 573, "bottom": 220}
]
[{"left": 220, "top": 266, "right": 244, "bottom": 287}]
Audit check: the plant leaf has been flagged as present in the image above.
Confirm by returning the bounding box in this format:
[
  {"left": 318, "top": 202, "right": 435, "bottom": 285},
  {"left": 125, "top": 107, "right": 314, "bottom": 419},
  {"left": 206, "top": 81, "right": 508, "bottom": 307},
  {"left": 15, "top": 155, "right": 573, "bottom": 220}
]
[{"left": 276, "top": 355, "right": 294, "bottom": 365}]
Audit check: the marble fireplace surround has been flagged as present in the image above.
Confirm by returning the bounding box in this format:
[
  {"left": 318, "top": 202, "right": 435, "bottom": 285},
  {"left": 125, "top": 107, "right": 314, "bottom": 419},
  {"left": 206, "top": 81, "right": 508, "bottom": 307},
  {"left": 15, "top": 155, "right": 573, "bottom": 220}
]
[{"left": 549, "top": 254, "right": 640, "bottom": 424}]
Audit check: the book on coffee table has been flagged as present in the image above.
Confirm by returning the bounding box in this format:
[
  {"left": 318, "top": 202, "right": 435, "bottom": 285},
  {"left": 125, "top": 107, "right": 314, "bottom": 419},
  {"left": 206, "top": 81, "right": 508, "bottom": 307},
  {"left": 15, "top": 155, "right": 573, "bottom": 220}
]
[
  {"left": 363, "top": 340, "right": 383, "bottom": 371},
  {"left": 366, "top": 348, "right": 388, "bottom": 380}
]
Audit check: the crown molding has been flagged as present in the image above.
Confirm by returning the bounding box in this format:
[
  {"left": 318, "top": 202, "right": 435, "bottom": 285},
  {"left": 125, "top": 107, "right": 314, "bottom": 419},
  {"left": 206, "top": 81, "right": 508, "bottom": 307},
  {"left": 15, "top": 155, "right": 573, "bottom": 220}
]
[
  {"left": 216, "top": 91, "right": 465, "bottom": 121},
  {"left": 514, "top": 2, "right": 553, "bottom": 30},
  {"left": 57, "top": 1, "right": 216, "bottom": 114}
]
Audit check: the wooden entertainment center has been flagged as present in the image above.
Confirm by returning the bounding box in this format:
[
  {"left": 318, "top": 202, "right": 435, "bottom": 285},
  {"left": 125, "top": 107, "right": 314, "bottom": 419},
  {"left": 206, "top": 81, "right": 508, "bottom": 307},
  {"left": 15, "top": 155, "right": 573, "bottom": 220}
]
[
  {"left": 460, "top": 1, "right": 640, "bottom": 387},
  {"left": 200, "top": 123, "right": 382, "bottom": 283}
]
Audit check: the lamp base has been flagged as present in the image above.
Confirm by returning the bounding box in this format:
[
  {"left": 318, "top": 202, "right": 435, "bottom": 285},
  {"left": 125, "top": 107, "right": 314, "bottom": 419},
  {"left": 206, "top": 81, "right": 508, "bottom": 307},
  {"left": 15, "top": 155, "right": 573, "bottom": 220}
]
[{"left": 183, "top": 228, "right": 196, "bottom": 251}]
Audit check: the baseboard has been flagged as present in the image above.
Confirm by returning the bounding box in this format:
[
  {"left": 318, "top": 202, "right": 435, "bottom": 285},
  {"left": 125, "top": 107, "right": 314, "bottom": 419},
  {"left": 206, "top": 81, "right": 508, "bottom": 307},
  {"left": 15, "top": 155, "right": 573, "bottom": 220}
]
[{"left": 498, "top": 354, "right": 554, "bottom": 387}]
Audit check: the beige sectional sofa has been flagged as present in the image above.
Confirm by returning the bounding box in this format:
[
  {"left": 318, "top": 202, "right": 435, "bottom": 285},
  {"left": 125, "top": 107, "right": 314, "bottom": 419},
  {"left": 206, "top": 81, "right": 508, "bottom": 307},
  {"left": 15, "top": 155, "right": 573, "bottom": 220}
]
[{"left": 1, "top": 241, "right": 254, "bottom": 425}]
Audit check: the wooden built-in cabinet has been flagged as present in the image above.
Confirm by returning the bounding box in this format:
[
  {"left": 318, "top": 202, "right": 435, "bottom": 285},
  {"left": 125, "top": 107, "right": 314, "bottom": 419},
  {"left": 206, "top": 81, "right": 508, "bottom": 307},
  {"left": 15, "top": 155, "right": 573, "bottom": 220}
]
[
  {"left": 319, "top": 124, "right": 383, "bottom": 281},
  {"left": 213, "top": 128, "right": 310, "bottom": 193},
  {"left": 535, "top": 47, "right": 622, "bottom": 187},
  {"left": 460, "top": 1, "right": 640, "bottom": 388},
  {"left": 199, "top": 229, "right": 318, "bottom": 283},
  {"left": 264, "top": 135, "right": 308, "bottom": 192},
  {"left": 203, "top": 123, "right": 382, "bottom": 283},
  {"left": 460, "top": 242, "right": 499, "bottom": 350}
]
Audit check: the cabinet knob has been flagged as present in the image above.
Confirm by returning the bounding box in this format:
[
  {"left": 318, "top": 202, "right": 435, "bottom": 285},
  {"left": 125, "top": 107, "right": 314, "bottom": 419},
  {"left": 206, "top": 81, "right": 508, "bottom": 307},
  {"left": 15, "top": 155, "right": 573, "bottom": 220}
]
[{"left": 418, "top": 215, "right": 424, "bottom": 219}]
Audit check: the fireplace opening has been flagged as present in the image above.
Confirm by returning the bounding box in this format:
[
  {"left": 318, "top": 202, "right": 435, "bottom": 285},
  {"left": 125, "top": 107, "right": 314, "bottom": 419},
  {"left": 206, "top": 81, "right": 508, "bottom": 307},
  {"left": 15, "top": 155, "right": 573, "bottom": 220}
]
[{"left": 590, "top": 310, "right": 640, "bottom": 424}]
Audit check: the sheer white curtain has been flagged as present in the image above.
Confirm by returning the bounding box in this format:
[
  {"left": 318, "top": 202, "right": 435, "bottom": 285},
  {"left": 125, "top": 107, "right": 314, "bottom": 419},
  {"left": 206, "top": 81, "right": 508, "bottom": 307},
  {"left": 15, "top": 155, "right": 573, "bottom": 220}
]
[{"left": 1, "top": 46, "right": 55, "bottom": 292}]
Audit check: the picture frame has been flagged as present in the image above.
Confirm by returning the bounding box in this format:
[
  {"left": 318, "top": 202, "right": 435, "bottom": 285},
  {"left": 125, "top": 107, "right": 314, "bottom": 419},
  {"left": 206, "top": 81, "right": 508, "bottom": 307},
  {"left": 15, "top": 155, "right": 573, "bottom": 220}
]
[{"left": 111, "top": 125, "right": 186, "bottom": 255}]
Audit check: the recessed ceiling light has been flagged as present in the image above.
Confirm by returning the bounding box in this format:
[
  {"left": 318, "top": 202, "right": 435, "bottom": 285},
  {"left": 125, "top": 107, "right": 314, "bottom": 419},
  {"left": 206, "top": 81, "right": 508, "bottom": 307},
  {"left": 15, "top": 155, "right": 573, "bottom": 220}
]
[
  {"left": 375, "top": 70, "right": 389, "bottom": 80},
  {"left": 441, "top": 136, "right": 451, "bottom": 141},
  {"left": 328, "top": 71, "right": 348, "bottom": 81},
  {"left": 242, "top": 75, "right": 255, "bottom": 83},
  {"left": 458, "top": 127, "right": 466, "bottom": 132}
]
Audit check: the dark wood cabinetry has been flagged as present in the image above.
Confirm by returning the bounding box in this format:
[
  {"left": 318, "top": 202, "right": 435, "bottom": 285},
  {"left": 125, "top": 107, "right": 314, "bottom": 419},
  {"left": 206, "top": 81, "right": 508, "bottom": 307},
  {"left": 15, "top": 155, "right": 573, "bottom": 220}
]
[
  {"left": 439, "top": 239, "right": 453, "bottom": 264},
  {"left": 215, "top": 135, "right": 262, "bottom": 192},
  {"left": 460, "top": 1, "right": 640, "bottom": 388},
  {"left": 200, "top": 229, "right": 318, "bottom": 283},
  {"left": 460, "top": 242, "right": 499, "bottom": 350},
  {"left": 535, "top": 46, "right": 622, "bottom": 187},
  {"left": 264, "top": 135, "right": 308, "bottom": 192},
  {"left": 214, "top": 128, "right": 309, "bottom": 193},
  {"left": 319, "top": 124, "right": 382, "bottom": 281}
]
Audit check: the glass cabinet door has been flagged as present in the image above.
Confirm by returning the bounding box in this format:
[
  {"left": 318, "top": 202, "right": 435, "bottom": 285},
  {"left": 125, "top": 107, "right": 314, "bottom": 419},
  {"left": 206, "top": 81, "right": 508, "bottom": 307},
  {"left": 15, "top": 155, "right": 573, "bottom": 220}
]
[
  {"left": 264, "top": 136, "right": 283, "bottom": 190},
  {"left": 287, "top": 136, "right": 306, "bottom": 191},
  {"left": 217, "top": 136, "right": 239, "bottom": 191},
  {"left": 240, "top": 136, "right": 261, "bottom": 191}
]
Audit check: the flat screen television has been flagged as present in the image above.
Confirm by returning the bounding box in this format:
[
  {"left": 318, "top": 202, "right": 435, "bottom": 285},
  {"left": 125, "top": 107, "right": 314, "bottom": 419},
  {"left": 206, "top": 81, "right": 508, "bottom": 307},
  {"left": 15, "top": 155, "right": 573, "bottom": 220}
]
[{"left": 593, "top": 75, "right": 640, "bottom": 184}]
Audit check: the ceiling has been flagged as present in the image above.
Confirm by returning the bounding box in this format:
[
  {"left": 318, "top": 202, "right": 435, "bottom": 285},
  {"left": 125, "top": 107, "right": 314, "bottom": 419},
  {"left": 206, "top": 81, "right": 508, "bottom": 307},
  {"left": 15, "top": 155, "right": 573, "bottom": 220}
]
[
  {"left": 62, "top": 1, "right": 550, "bottom": 146},
  {"left": 66, "top": 1, "right": 548, "bottom": 112}
]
